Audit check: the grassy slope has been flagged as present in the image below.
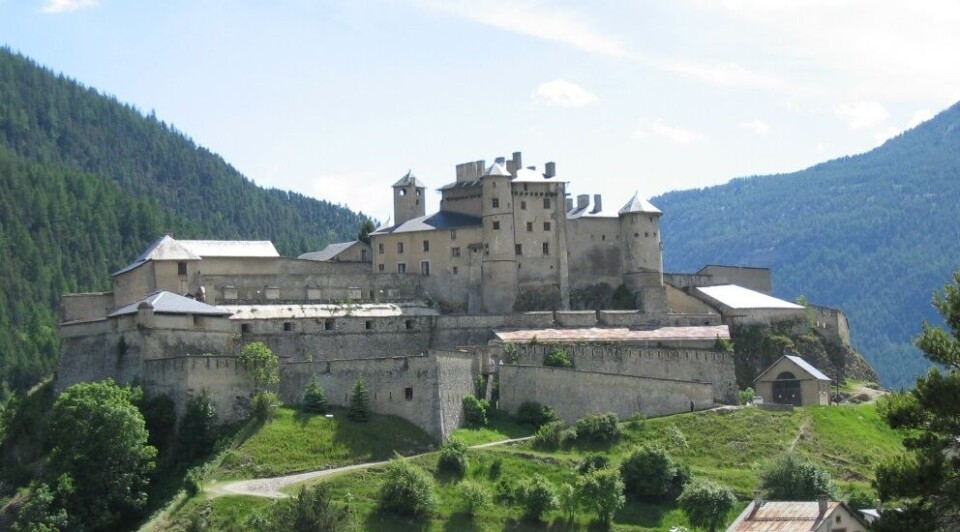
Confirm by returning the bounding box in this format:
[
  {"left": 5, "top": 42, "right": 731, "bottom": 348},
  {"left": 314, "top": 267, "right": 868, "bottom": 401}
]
[{"left": 167, "top": 404, "right": 903, "bottom": 531}]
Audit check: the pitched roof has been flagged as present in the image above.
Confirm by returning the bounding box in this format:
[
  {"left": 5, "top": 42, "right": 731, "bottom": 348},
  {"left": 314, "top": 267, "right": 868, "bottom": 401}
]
[
  {"left": 298, "top": 241, "right": 363, "bottom": 261},
  {"left": 392, "top": 170, "right": 425, "bottom": 188},
  {"left": 618, "top": 192, "right": 662, "bottom": 215},
  {"left": 755, "top": 355, "right": 831, "bottom": 382},
  {"left": 113, "top": 236, "right": 279, "bottom": 276},
  {"left": 371, "top": 211, "right": 482, "bottom": 235},
  {"left": 695, "top": 285, "right": 803, "bottom": 310},
  {"left": 727, "top": 500, "right": 866, "bottom": 531},
  {"left": 482, "top": 162, "right": 511, "bottom": 177},
  {"left": 108, "top": 291, "right": 232, "bottom": 318}
]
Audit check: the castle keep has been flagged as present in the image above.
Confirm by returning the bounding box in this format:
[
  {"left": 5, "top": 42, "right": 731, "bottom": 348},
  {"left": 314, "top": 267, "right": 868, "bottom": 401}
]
[{"left": 57, "top": 152, "right": 832, "bottom": 440}]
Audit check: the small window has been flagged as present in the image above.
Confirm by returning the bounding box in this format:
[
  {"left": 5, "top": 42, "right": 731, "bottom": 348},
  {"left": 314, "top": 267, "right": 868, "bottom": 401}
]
[
  {"left": 484, "top": 244, "right": 489, "bottom": 256},
  {"left": 397, "top": 242, "right": 404, "bottom": 253},
  {"left": 420, "top": 261, "right": 430, "bottom": 275},
  {"left": 405, "top": 387, "right": 414, "bottom": 400},
  {"left": 452, "top": 266, "right": 459, "bottom": 275},
  {"left": 544, "top": 222, "right": 551, "bottom": 231},
  {"left": 365, "top": 320, "right": 373, "bottom": 330},
  {"left": 649, "top": 216, "right": 654, "bottom": 223},
  {"left": 378, "top": 243, "right": 384, "bottom": 254},
  {"left": 526, "top": 222, "right": 533, "bottom": 232},
  {"left": 422, "top": 240, "right": 430, "bottom": 252},
  {"left": 241, "top": 323, "right": 251, "bottom": 333},
  {"left": 177, "top": 261, "right": 187, "bottom": 275},
  {"left": 492, "top": 221, "right": 500, "bottom": 230},
  {"left": 378, "top": 264, "right": 385, "bottom": 272},
  {"left": 544, "top": 197, "right": 551, "bottom": 209},
  {"left": 492, "top": 198, "right": 499, "bottom": 208},
  {"left": 324, "top": 319, "right": 334, "bottom": 331},
  {"left": 515, "top": 244, "right": 522, "bottom": 255},
  {"left": 645, "top": 232, "right": 649, "bottom": 237},
  {"left": 397, "top": 263, "right": 407, "bottom": 274},
  {"left": 521, "top": 200, "right": 527, "bottom": 210},
  {"left": 450, "top": 229, "right": 457, "bottom": 240},
  {"left": 542, "top": 242, "right": 549, "bottom": 255},
  {"left": 451, "top": 247, "right": 461, "bottom": 257},
  {"left": 523, "top": 184, "right": 528, "bottom": 191},
  {"left": 399, "top": 189, "right": 407, "bottom": 196},
  {"left": 601, "top": 234, "right": 606, "bottom": 241},
  {"left": 405, "top": 319, "right": 415, "bottom": 330},
  {"left": 283, "top": 322, "right": 293, "bottom": 332}
]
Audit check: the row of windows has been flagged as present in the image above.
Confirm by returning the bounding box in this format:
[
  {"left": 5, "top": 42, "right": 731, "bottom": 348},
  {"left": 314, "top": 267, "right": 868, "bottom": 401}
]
[
  {"left": 491, "top": 198, "right": 552, "bottom": 209},
  {"left": 240, "top": 318, "right": 417, "bottom": 333},
  {"left": 377, "top": 223, "right": 552, "bottom": 255}
]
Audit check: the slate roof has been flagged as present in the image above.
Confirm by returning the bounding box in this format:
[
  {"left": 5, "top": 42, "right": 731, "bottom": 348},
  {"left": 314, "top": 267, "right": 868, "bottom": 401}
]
[
  {"left": 371, "top": 211, "right": 482, "bottom": 235},
  {"left": 392, "top": 170, "right": 425, "bottom": 188},
  {"left": 494, "top": 325, "right": 730, "bottom": 343},
  {"left": 108, "top": 291, "right": 232, "bottom": 318},
  {"left": 727, "top": 500, "right": 866, "bottom": 531},
  {"left": 299, "top": 241, "right": 361, "bottom": 261},
  {"left": 755, "top": 355, "right": 831, "bottom": 382},
  {"left": 695, "top": 285, "right": 803, "bottom": 310},
  {"left": 113, "top": 236, "right": 279, "bottom": 276},
  {"left": 437, "top": 179, "right": 482, "bottom": 191},
  {"left": 618, "top": 192, "right": 662, "bottom": 215}
]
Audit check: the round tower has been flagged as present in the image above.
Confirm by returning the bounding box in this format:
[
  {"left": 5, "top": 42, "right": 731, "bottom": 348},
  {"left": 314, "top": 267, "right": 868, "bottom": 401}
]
[
  {"left": 480, "top": 162, "right": 518, "bottom": 313},
  {"left": 392, "top": 170, "right": 426, "bottom": 225},
  {"left": 618, "top": 193, "right": 666, "bottom": 312}
]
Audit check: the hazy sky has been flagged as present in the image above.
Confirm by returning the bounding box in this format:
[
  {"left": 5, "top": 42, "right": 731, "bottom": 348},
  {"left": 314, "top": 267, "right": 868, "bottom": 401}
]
[{"left": 3, "top": 1, "right": 959, "bottom": 222}]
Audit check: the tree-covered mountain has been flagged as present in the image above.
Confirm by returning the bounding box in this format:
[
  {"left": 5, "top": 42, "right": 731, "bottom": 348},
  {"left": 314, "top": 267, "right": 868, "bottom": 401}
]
[
  {"left": 0, "top": 48, "right": 369, "bottom": 395},
  {"left": 655, "top": 103, "right": 960, "bottom": 388}
]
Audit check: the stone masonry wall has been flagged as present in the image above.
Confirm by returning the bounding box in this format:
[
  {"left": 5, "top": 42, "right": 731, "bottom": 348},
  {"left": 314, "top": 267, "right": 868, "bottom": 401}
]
[{"left": 142, "top": 356, "right": 249, "bottom": 421}]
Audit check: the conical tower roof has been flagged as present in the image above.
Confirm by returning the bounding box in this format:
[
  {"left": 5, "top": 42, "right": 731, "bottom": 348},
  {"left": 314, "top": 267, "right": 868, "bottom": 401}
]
[
  {"left": 482, "top": 162, "right": 511, "bottom": 177},
  {"left": 392, "top": 170, "right": 425, "bottom": 188},
  {"left": 618, "top": 192, "right": 662, "bottom": 215}
]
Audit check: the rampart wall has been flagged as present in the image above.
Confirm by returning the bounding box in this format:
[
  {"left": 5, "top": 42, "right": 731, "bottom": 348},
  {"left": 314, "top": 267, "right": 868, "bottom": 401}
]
[{"left": 142, "top": 356, "right": 249, "bottom": 421}]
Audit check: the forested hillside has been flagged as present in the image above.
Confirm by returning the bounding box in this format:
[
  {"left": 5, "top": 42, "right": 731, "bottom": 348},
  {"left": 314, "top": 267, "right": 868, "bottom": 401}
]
[
  {"left": 0, "top": 48, "right": 368, "bottom": 396},
  {"left": 655, "top": 102, "right": 960, "bottom": 388}
]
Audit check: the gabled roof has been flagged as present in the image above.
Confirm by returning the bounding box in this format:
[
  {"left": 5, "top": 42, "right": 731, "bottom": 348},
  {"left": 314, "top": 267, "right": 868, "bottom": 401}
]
[
  {"left": 299, "top": 241, "right": 366, "bottom": 261},
  {"left": 727, "top": 500, "right": 866, "bottom": 531},
  {"left": 113, "top": 236, "right": 279, "bottom": 276},
  {"left": 112, "top": 235, "right": 201, "bottom": 275},
  {"left": 755, "top": 355, "right": 831, "bottom": 382},
  {"left": 695, "top": 285, "right": 803, "bottom": 310},
  {"left": 618, "top": 192, "right": 662, "bottom": 215},
  {"left": 393, "top": 170, "right": 425, "bottom": 188},
  {"left": 108, "top": 291, "right": 232, "bottom": 318},
  {"left": 371, "top": 211, "right": 482, "bottom": 235}
]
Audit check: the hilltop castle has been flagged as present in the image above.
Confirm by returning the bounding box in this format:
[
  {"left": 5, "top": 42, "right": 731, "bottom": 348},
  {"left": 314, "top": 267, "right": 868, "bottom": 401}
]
[{"left": 56, "top": 152, "right": 848, "bottom": 439}]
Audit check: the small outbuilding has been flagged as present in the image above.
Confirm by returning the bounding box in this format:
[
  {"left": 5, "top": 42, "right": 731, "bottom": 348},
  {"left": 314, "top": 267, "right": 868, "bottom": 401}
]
[
  {"left": 755, "top": 355, "right": 832, "bottom": 406},
  {"left": 727, "top": 493, "right": 868, "bottom": 531}
]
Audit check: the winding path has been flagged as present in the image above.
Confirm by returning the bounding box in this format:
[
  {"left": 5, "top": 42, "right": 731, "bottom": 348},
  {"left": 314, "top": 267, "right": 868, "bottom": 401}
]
[{"left": 210, "top": 436, "right": 534, "bottom": 499}]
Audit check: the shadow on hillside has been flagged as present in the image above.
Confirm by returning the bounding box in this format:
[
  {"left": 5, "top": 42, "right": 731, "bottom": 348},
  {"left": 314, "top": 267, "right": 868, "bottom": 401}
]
[
  {"left": 443, "top": 512, "right": 481, "bottom": 532},
  {"left": 363, "top": 510, "right": 431, "bottom": 532}
]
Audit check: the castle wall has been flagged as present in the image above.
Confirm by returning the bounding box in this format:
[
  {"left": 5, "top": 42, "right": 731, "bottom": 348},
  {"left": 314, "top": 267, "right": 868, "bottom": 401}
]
[
  {"left": 511, "top": 180, "right": 567, "bottom": 310},
  {"left": 809, "top": 305, "right": 851, "bottom": 346},
  {"left": 498, "top": 365, "right": 714, "bottom": 423},
  {"left": 439, "top": 184, "right": 482, "bottom": 217},
  {"left": 142, "top": 356, "right": 249, "bottom": 421},
  {"left": 665, "top": 285, "right": 719, "bottom": 315},
  {"left": 114, "top": 262, "right": 157, "bottom": 307},
  {"left": 724, "top": 308, "right": 806, "bottom": 327},
  {"left": 697, "top": 265, "right": 772, "bottom": 294},
  {"left": 431, "top": 313, "right": 554, "bottom": 348},
  {"left": 566, "top": 217, "right": 622, "bottom": 308},
  {"left": 61, "top": 292, "right": 114, "bottom": 322}
]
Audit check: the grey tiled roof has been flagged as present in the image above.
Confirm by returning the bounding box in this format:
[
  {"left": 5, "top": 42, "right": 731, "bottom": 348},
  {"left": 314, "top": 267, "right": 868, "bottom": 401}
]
[
  {"left": 113, "top": 236, "right": 279, "bottom": 276},
  {"left": 371, "top": 211, "right": 482, "bottom": 235},
  {"left": 483, "top": 162, "right": 511, "bottom": 177},
  {"left": 299, "top": 241, "right": 361, "bottom": 261},
  {"left": 618, "top": 192, "right": 662, "bottom": 215},
  {"left": 392, "top": 170, "right": 426, "bottom": 188},
  {"left": 437, "top": 180, "right": 482, "bottom": 191},
  {"left": 108, "top": 291, "right": 232, "bottom": 318}
]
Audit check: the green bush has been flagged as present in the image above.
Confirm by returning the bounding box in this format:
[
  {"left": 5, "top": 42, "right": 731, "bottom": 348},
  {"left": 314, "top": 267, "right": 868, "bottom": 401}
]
[
  {"left": 494, "top": 479, "right": 518, "bottom": 504},
  {"left": 437, "top": 438, "right": 469, "bottom": 478},
  {"left": 738, "top": 387, "right": 756, "bottom": 405},
  {"left": 665, "top": 423, "right": 689, "bottom": 451},
  {"left": 543, "top": 347, "right": 574, "bottom": 368},
  {"left": 262, "top": 484, "right": 355, "bottom": 531},
  {"left": 183, "top": 466, "right": 204, "bottom": 497},
  {"left": 462, "top": 394, "right": 489, "bottom": 427},
  {"left": 760, "top": 453, "right": 836, "bottom": 500},
  {"left": 348, "top": 376, "right": 371, "bottom": 422},
  {"left": 301, "top": 376, "right": 327, "bottom": 414},
  {"left": 252, "top": 391, "right": 281, "bottom": 422},
  {"left": 516, "top": 401, "right": 558, "bottom": 427},
  {"left": 557, "top": 482, "right": 578, "bottom": 519},
  {"left": 627, "top": 412, "right": 646, "bottom": 431},
  {"left": 573, "top": 412, "right": 621, "bottom": 443},
  {"left": 620, "top": 443, "right": 687, "bottom": 501},
  {"left": 532, "top": 421, "right": 575, "bottom": 450},
  {"left": 176, "top": 389, "right": 218, "bottom": 464},
  {"left": 678, "top": 478, "right": 736, "bottom": 532},
  {"left": 577, "top": 453, "right": 611, "bottom": 475},
  {"left": 518, "top": 474, "right": 558, "bottom": 521},
  {"left": 457, "top": 480, "right": 491, "bottom": 516},
  {"left": 576, "top": 467, "right": 626, "bottom": 525},
  {"left": 377, "top": 457, "right": 438, "bottom": 516}
]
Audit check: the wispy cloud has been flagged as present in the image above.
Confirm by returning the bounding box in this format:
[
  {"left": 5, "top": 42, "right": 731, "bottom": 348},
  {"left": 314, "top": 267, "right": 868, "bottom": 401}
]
[
  {"left": 532, "top": 79, "right": 597, "bottom": 108},
  {"left": 907, "top": 109, "right": 933, "bottom": 129},
  {"left": 634, "top": 119, "right": 703, "bottom": 144},
  {"left": 739, "top": 119, "right": 771, "bottom": 134},
  {"left": 41, "top": 0, "right": 99, "bottom": 14},
  {"left": 834, "top": 100, "right": 889, "bottom": 130}
]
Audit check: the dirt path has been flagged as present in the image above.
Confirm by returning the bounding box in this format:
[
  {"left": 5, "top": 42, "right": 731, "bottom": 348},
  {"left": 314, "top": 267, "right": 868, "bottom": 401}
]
[
  {"left": 788, "top": 415, "right": 812, "bottom": 452},
  {"left": 210, "top": 436, "right": 534, "bottom": 499}
]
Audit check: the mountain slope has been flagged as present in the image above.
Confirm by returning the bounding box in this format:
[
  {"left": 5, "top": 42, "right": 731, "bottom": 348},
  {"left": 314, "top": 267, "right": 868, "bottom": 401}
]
[
  {"left": 655, "top": 103, "right": 960, "bottom": 388},
  {"left": 0, "top": 49, "right": 368, "bottom": 395}
]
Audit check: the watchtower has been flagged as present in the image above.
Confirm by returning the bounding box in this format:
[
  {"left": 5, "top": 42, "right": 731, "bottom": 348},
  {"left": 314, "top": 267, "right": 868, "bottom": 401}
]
[{"left": 392, "top": 170, "right": 426, "bottom": 225}]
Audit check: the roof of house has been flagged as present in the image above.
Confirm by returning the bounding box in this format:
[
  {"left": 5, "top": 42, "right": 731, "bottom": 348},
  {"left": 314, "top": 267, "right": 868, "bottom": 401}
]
[
  {"left": 727, "top": 500, "right": 866, "bottom": 531},
  {"left": 298, "top": 241, "right": 365, "bottom": 261},
  {"left": 392, "top": 170, "right": 425, "bottom": 188},
  {"left": 113, "top": 235, "right": 279, "bottom": 276},
  {"left": 494, "top": 325, "right": 730, "bottom": 343},
  {"left": 371, "top": 210, "right": 482, "bottom": 235},
  {"left": 755, "top": 355, "right": 831, "bottom": 382},
  {"left": 618, "top": 192, "right": 662, "bottom": 215},
  {"left": 695, "top": 285, "right": 803, "bottom": 310},
  {"left": 108, "top": 291, "right": 232, "bottom": 318}
]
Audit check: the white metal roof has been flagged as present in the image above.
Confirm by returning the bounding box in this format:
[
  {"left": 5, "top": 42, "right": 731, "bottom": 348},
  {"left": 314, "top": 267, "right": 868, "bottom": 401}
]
[
  {"left": 222, "top": 302, "right": 438, "bottom": 320},
  {"left": 178, "top": 240, "right": 279, "bottom": 258},
  {"left": 618, "top": 192, "right": 662, "bottom": 215},
  {"left": 784, "top": 355, "right": 831, "bottom": 380},
  {"left": 696, "top": 285, "right": 803, "bottom": 310}
]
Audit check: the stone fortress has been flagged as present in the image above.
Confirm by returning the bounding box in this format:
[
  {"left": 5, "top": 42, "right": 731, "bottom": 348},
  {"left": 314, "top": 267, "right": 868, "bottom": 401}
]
[{"left": 56, "top": 151, "right": 852, "bottom": 440}]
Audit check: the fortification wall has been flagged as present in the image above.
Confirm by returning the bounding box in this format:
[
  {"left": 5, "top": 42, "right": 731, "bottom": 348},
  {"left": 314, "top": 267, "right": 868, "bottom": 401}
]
[
  {"left": 142, "top": 356, "right": 249, "bottom": 421},
  {"left": 506, "top": 344, "right": 736, "bottom": 403},
  {"left": 725, "top": 308, "right": 806, "bottom": 327},
  {"left": 61, "top": 292, "right": 115, "bottom": 322},
  {"left": 809, "top": 305, "right": 851, "bottom": 346},
  {"left": 498, "top": 365, "right": 714, "bottom": 423}
]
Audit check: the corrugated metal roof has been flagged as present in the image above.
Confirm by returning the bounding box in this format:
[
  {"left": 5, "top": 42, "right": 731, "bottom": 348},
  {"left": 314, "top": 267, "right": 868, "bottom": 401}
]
[
  {"left": 108, "top": 291, "right": 232, "bottom": 318},
  {"left": 299, "top": 241, "right": 362, "bottom": 261},
  {"left": 618, "top": 192, "right": 662, "bottom": 215},
  {"left": 222, "top": 303, "right": 438, "bottom": 319},
  {"left": 371, "top": 211, "right": 482, "bottom": 235},
  {"left": 696, "top": 285, "right": 804, "bottom": 310},
  {"left": 495, "top": 325, "right": 730, "bottom": 343},
  {"left": 727, "top": 501, "right": 847, "bottom": 531},
  {"left": 392, "top": 170, "right": 425, "bottom": 188}
]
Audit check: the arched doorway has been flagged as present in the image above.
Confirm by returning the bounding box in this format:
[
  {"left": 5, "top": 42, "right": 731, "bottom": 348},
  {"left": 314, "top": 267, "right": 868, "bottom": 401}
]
[{"left": 772, "top": 371, "right": 802, "bottom": 405}]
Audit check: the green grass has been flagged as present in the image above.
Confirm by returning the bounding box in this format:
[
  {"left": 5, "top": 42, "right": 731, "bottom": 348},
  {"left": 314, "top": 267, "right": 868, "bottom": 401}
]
[
  {"left": 145, "top": 494, "right": 274, "bottom": 531},
  {"left": 213, "top": 406, "right": 435, "bottom": 480},
  {"left": 450, "top": 410, "right": 537, "bottom": 446}
]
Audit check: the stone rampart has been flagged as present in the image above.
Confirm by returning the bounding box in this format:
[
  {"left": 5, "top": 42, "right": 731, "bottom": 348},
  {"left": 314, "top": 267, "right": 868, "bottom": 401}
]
[
  {"left": 498, "top": 365, "right": 714, "bottom": 423},
  {"left": 597, "top": 311, "right": 721, "bottom": 327},
  {"left": 142, "top": 356, "right": 249, "bottom": 421},
  {"left": 555, "top": 311, "right": 598, "bottom": 327}
]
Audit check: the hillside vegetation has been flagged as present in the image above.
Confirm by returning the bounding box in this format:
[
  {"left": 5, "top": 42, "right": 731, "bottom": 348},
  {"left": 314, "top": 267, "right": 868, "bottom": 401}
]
[
  {"left": 0, "top": 48, "right": 369, "bottom": 396},
  {"left": 655, "top": 102, "right": 960, "bottom": 388}
]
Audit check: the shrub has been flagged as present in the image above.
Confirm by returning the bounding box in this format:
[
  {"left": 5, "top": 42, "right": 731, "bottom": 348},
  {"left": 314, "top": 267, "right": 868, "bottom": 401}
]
[
  {"left": 437, "top": 438, "right": 469, "bottom": 478},
  {"left": 348, "top": 376, "right": 371, "bottom": 422},
  {"left": 577, "top": 453, "right": 611, "bottom": 475},
  {"left": 627, "top": 412, "right": 646, "bottom": 431},
  {"left": 845, "top": 487, "right": 876, "bottom": 511},
  {"left": 557, "top": 482, "right": 577, "bottom": 519},
  {"left": 494, "top": 479, "right": 518, "bottom": 504},
  {"left": 457, "top": 481, "right": 491, "bottom": 516},
  {"left": 489, "top": 458, "right": 502, "bottom": 479},
  {"left": 516, "top": 401, "right": 558, "bottom": 427},
  {"left": 620, "top": 443, "right": 686, "bottom": 501},
  {"left": 760, "top": 453, "right": 837, "bottom": 500},
  {"left": 543, "top": 348, "right": 574, "bottom": 368},
  {"left": 263, "top": 484, "right": 355, "bottom": 531},
  {"left": 518, "top": 474, "right": 558, "bottom": 521},
  {"left": 678, "top": 478, "right": 736, "bottom": 532},
  {"left": 301, "top": 376, "right": 327, "bottom": 414},
  {"left": 462, "top": 394, "right": 489, "bottom": 427},
  {"left": 665, "top": 423, "right": 689, "bottom": 451},
  {"left": 183, "top": 466, "right": 204, "bottom": 497},
  {"left": 377, "top": 457, "right": 438, "bottom": 516},
  {"left": 176, "top": 389, "right": 218, "bottom": 463},
  {"left": 532, "top": 421, "right": 575, "bottom": 450},
  {"left": 574, "top": 412, "right": 621, "bottom": 443},
  {"left": 252, "top": 391, "right": 281, "bottom": 422},
  {"left": 738, "top": 387, "right": 756, "bottom": 405},
  {"left": 577, "top": 467, "right": 626, "bottom": 525}
]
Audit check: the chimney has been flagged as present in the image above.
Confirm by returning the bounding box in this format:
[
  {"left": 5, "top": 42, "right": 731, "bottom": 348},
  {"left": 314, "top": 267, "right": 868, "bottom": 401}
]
[
  {"left": 456, "top": 162, "right": 469, "bottom": 182},
  {"left": 592, "top": 194, "right": 602, "bottom": 213},
  {"left": 818, "top": 497, "right": 828, "bottom": 517},
  {"left": 507, "top": 160, "right": 517, "bottom": 176},
  {"left": 565, "top": 198, "right": 574, "bottom": 211},
  {"left": 577, "top": 194, "right": 589, "bottom": 210},
  {"left": 749, "top": 490, "right": 764, "bottom": 518},
  {"left": 495, "top": 156, "right": 506, "bottom": 164},
  {"left": 474, "top": 160, "right": 485, "bottom": 177},
  {"left": 545, "top": 161, "right": 556, "bottom": 178},
  {"left": 512, "top": 151, "right": 522, "bottom": 171}
]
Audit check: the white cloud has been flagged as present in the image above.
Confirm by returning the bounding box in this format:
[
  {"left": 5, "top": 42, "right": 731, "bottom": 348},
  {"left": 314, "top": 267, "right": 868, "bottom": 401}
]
[
  {"left": 874, "top": 126, "right": 900, "bottom": 145},
  {"left": 634, "top": 119, "right": 703, "bottom": 144},
  {"left": 532, "top": 79, "right": 597, "bottom": 108},
  {"left": 41, "top": 0, "right": 99, "bottom": 14},
  {"left": 834, "top": 101, "right": 889, "bottom": 130},
  {"left": 739, "top": 119, "right": 771, "bottom": 134},
  {"left": 907, "top": 109, "right": 933, "bottom": 129}
]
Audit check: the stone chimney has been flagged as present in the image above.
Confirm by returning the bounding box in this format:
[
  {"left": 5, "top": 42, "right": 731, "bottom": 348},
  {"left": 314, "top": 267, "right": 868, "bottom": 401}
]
[
  {"left": 749, "top": 490, "right": 764, "bottom": 518},
  {"left": 495, "top": 156, "right": 506, "bottom": 164},
  {"left": 545, "top": 161, "right": 556, "bottom": 178},
  {"left": 565, "top": 198, "right": 574, "bottom": 211},
  {"left": 512, "top": 151, "right": 522, "bottom": 170},
  {"left": 592, "top": 194, "right": 602, "bottom": 213},
  {"left": 577, "top": 194, "right": 589, "bottom": 210},
  {"left": 818, "top": 498, "right": 828, "bottom": 517}
]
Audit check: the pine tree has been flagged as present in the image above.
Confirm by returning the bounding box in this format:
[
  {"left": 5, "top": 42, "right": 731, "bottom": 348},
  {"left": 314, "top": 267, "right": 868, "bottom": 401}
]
[{"left": 348, "top": 376, "right": 371, "bottom": 422}]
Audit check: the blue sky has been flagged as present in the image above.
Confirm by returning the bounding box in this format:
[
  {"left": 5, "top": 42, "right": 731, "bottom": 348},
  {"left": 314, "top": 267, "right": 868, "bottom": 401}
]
[{"left": 3, "top": 1, "right": 959, "bottom": 222}]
